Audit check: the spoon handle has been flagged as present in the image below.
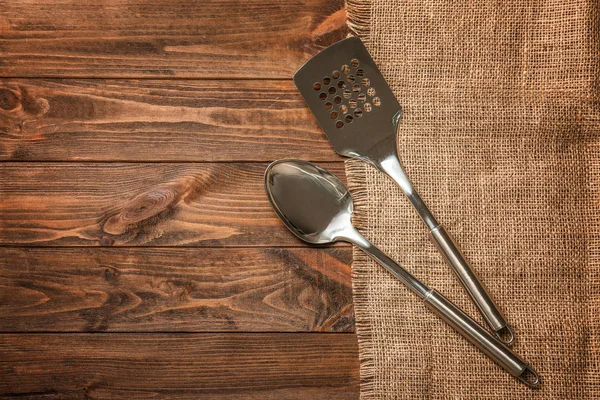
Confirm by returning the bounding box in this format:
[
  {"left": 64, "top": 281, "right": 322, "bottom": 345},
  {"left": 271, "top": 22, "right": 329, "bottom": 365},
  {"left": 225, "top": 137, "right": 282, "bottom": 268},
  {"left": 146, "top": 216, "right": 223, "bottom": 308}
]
[
  {"left": 349, "top": 233, "right": 539, "bottom": 387},
  {"left": 423, "top": 289, "right": 539, "bottom": 387}
]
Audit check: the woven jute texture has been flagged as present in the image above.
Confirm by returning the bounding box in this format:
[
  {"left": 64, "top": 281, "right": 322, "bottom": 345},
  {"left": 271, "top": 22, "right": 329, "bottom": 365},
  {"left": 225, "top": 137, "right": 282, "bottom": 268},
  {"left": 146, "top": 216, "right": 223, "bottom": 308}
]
[{"left": 345, "top": 0, "right": 599, "bottom": 398}]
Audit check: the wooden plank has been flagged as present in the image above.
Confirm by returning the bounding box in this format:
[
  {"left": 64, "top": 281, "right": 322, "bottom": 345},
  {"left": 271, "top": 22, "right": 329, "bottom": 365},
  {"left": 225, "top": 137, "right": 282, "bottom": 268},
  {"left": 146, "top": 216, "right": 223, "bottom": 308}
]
[
  {"left": 0, "top": 79, "right": 340, "bottom": 162},
  {"left": 0, "top": 0, "right": 347, "bottom": 78},
  {"left": 0, "top": 333, "right": 359, "bottom": 399},
  {"left": 0, "top": 162, "right": 347, "bottom": 246},
  {"left": 0, "top": 247, "right": 353, "bottom": 332}
]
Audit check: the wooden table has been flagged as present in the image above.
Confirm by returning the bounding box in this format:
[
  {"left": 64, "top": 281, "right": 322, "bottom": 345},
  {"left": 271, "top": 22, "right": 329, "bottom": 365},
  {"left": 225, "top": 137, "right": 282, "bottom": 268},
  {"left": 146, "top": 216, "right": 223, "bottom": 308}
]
[{"left": 0, "top": 1, "right": 359, "bottom": 398}]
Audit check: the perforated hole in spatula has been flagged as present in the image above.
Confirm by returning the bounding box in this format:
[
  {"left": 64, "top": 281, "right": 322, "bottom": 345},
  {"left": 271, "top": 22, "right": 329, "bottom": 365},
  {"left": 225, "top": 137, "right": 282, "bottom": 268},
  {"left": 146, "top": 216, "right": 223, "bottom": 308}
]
[{"left": 314, "top": 59, "right": 382, "bottom": 129}]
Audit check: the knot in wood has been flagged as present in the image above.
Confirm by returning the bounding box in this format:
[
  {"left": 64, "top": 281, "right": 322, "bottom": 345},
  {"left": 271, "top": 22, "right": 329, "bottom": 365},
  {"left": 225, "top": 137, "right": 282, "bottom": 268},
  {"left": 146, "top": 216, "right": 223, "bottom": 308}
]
[
  {"left": 0, "top": 88, "right": 20, "bottom": 111},
  {"left": 104, "top": 267, "right": 119, "bottom": 282},
  {"left": 102, "top": 180, "right": 195, "bottom": 236}
]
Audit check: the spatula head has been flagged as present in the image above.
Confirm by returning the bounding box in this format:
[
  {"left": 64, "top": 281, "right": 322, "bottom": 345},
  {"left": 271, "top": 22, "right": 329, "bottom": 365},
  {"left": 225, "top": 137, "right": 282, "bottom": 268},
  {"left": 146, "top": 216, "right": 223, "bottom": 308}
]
[{"left": 294, "top": 37, "right": 402, "bottom": 158}]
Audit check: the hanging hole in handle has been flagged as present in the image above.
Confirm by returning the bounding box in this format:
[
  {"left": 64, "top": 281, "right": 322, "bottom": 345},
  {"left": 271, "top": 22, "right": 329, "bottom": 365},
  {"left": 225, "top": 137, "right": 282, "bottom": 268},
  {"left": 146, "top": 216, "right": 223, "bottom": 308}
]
[
  {"left": 517, "top": 366, "right": 541, "bottom": 388},
  {"left": 495, "top": 325, "right": 515, "bottom": 345}
]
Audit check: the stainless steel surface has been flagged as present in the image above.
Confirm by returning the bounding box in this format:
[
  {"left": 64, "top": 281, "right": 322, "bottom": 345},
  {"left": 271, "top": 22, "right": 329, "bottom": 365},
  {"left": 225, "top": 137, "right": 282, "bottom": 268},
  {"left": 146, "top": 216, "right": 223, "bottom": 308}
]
[
  {"left": 264, "top": 159, "right": 540, "bottom": 387},
  {"left": 293, "top": 36, "right": 513, "bottom": 343}
]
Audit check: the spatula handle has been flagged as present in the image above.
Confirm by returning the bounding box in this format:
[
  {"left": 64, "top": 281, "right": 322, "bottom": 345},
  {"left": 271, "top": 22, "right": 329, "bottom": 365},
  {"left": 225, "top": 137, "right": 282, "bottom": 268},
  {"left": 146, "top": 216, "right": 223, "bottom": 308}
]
[
  {"left": 429, "top": 225, "right": 514, "bottom": 344},
  {"left": 375, "top": 152, "right": 514, "bottom": 344}
]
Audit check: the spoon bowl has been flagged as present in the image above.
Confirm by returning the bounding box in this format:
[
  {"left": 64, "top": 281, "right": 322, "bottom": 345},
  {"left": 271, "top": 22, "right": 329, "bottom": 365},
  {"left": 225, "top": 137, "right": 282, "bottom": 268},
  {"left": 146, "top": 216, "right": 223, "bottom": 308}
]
[{"left": 264, "top": 159, "right": 353, "bottom": 244}]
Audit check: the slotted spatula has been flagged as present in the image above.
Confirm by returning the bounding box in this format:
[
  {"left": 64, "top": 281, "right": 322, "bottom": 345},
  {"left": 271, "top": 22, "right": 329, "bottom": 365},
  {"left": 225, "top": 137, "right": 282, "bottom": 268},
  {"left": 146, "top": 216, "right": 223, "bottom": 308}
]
[{"left": 294, "top": 36, "right": 514, "bottom": 344}]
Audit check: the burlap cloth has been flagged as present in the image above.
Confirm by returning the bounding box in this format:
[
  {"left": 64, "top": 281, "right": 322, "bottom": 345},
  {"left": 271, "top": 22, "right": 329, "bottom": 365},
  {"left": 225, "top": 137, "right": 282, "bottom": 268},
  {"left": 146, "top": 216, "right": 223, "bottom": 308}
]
[{"left": 344, "top": 0, "right": 599, "bottom": 398}]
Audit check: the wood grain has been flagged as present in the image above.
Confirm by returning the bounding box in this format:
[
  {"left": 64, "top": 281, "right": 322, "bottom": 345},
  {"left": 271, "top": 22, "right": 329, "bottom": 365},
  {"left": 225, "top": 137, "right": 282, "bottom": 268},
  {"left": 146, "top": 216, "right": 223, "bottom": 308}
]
[
  {"left": 0, "top": 247, "right": 353, "bottom": 332},
  {"left": 0, "top": 333, "right": 359, "bottom": 399},
  {"left": 1, "top": 1, "right": 358, "bottom": 397},
  {"left": 0, "top": 162, "right": 346, "bottom": 246},
  {"left": 0, "top": 79, "right": 340, "bottom": 162},
  {"left": 0, "top": 0, "right": 347, "bottom": 78}
]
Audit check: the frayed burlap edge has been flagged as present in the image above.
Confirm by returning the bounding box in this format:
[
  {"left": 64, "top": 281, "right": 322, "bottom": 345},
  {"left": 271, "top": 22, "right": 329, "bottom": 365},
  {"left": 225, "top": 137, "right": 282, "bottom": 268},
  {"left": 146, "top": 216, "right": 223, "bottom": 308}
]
[
  {"left": 345, "top": 158, "right": 378, "bottom": 399},
  {"left": 346, "top": 1, "right": 376, "bottom": 397},
  {"left": 346, "top": 0, "right": 371, "bottom": 41},
  {"left": 345, "top": 2, "right": 377, "bottom": 397}
]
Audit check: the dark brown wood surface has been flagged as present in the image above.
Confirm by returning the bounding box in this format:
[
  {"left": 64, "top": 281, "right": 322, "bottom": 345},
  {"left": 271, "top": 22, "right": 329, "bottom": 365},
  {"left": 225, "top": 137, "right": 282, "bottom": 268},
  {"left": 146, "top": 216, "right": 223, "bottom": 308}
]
[
  {"left": 0, "top": 247, "right": 353, "bottom": 332},
  {"left": 0, "top": 79, "right": 341, "bottom": 162},
  {"left": 0, "top": 0, "right": 357, "bottom": 397},
  {"left": 0, "top": 162, "right": 345, "bottom": 246},
  {"left": 0, "top": 0, "right": 347, "bottom": 78},
  {"left": 0, "top": 333, "right": 359, "bottom": 399}
]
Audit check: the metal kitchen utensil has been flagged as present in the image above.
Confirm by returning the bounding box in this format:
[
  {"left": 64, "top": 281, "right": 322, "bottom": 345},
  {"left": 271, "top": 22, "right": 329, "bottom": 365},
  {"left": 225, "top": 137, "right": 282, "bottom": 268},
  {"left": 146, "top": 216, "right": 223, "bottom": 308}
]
[
  {"left": 294, "top": 36, "right": 514, "bottom": 344},
  {"left": 264, "top": 159, "right": 540, "bottom": 387}
]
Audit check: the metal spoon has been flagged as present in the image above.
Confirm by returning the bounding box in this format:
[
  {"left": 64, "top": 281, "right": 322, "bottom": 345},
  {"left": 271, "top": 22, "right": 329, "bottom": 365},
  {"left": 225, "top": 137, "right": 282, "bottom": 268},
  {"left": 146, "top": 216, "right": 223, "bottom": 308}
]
[{"left": 264, "top": 159, "right": 539, "bottom": 387}]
